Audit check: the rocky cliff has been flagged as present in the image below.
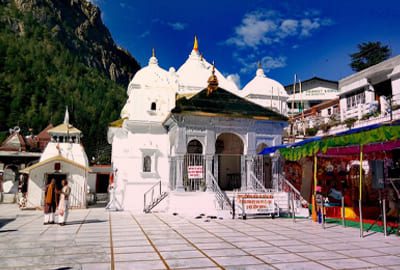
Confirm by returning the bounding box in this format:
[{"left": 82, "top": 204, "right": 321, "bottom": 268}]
[
  {"left": 3, "top": 0, "right": 140, "bottom": 86},
  {"left": 0, "top": 0, "right": 140, "bottom": 161}
]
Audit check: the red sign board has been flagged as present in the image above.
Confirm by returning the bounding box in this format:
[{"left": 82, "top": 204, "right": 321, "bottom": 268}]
[
  {"left": 187, "top": 166, "right": 203, "bottom": 179},
  {"left": 236, "top": 193, "right": 275, "bottom": 214}
]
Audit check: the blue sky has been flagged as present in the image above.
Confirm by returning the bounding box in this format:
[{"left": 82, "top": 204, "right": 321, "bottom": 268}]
[{"left": 90, "top": 0, "right": 400, "bottom": 87}]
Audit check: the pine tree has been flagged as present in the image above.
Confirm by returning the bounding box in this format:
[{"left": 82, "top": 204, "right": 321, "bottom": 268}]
[{"left": 350, "top": 42, "right": 391, "bottom": 72}]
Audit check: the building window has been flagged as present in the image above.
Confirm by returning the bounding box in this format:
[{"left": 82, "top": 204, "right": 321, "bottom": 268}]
[
  {"left": 143, "top": 156, "right": 151, "bottom": 172},
  {"left": 346, "top": 91, "right": 365, "bottom": 110},
  {"left": 328, "top": 108, "right": 332, "bottom": 115},
  {"left": 187, "top": 140, "right": 203, "bottom": 154},
  {"left": 150, "top": 102, "right": 156, "bottom": 111}
]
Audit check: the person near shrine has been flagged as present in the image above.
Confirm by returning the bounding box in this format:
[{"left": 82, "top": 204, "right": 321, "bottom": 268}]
[
  {"left": 44, "top": 178, "right": 57, "bottom": 224},
  {"left": 57, "top": 179, "right": 71, "bottom": 226}
]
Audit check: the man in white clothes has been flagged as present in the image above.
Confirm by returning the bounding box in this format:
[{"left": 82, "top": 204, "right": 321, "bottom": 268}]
[{"left": 58, "top": 179, "right": 71, "bottom": 226}]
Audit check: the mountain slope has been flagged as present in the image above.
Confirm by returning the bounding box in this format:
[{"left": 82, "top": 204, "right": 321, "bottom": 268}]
[
  {"left": 8, "top": 0, "right": 140, "bottom": 85},
  {"left": 0, "top": 0, "right": 140, "bottom": 161}
]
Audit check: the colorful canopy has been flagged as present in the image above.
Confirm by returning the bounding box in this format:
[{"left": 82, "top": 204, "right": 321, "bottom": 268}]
[{"left": 266, "top": 121, "right": 400, "bottom": 161}]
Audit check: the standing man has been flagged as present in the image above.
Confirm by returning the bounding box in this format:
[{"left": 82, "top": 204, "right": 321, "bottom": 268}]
[
  {"left": 58, "top": 179, "right": 71, "bottom": 226},
  {"left": 44, "top": 179, "right": 57, "bottom": 224}
]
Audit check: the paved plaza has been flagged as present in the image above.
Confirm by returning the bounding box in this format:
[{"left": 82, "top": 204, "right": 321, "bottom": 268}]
[{"left": 0, "top": 205, "right": 400, "bottom": 270}]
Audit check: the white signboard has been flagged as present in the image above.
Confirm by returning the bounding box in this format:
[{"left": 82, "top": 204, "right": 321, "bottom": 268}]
[
  {"left": 236, "top": 193, "right": 275, "bottom": 214},
  {"left": 187, "top": 166, "right": 203, "bottom": 179}
]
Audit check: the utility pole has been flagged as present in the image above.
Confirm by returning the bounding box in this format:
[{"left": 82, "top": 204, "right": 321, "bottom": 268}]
[{"left": 290, "top": 74, "right": 297, "bottom": 143}]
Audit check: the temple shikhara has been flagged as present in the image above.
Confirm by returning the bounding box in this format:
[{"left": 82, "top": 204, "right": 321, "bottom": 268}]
[{"left": 108, "top": 37, "right": 290, "bottom": 214}]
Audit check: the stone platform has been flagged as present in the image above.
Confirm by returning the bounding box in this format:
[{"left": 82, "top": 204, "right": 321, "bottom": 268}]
[{"left": 0, "top": 204, "right": 400, "bottom": 270}]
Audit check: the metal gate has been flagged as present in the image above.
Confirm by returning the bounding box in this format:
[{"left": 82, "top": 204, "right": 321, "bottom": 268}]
[
  {"left": 251, "top": 155, "right": 273, "bottom": 189},
  {"left": 183, "top": 154, "right": 205, "bottom": 191}
]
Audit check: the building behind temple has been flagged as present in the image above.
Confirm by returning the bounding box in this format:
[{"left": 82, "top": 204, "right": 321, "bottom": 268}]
[{"left": 288, "top": 55, "right": 400, "bottom": 139}]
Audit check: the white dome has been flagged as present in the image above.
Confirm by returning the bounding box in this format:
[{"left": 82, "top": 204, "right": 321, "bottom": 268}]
[
  {"left": 241, "top": 67, "right": 288, "bottom": 98},
  {"left": 127, "top": 53, "right": 174, "bottom": 96},
  {"left": 176, "top": 38, "right": 239, "bottom": 95}
]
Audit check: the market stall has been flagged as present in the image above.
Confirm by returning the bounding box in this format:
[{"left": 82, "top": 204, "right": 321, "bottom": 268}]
[{"left": 263, "top": 121, "right": 400, "bottom": 237}]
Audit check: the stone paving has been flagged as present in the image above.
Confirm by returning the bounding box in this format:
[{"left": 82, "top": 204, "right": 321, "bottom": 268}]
[{"left": 1, "top": 204, "right": 400, "bottom": 270}]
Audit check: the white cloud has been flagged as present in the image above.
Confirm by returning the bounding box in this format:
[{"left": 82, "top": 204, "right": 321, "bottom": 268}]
[
  {"left": 167, "top": 22, "right": 187, "bottom": 31},
  {"left": 261, "top": 56, "right": 287, "bottom": 71},
  {"left": 236, "top": 53, "right": 286, "bottom": 74},
  {"left": 279, "top": 19, "right": 298, "bottom": 37},
  {"left": 227, "top": 73, "right": 241, "bottom": 88},
  {"left": 226, "top": 11, "right": 276, "bottom": 48},
  {"left": 225, "top": 9, "right": 331, "bottom": 49},
  {"left": 300, "top": 18, "right": 320, "bottom": 37}
]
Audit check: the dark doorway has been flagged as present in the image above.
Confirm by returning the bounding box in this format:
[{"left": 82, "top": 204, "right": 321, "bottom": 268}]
[
  {"left": 46, "top": 174, "right": 66, "bottom": 191},
  {"left": 96, "top": 174, "right": 109, "bottom": 193},
  {"left": 215, "top": 133, "right": 244, "bottom": 191}
]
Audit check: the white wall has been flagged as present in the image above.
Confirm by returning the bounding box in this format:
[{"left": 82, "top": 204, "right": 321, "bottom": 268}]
[
  {"left": 26, "top": 161, "right": 87, "bottom": 208},
  {"left": 110, "top": 126, "right": 170, "bottom": 210}
]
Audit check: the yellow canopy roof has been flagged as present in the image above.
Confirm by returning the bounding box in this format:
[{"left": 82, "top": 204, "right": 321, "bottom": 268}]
[
  {"left": 48, "top": 123, "right": 81, "bottom": 135},
  {"left": 109, "top": 117, "right": 127, "bottom": 128},
  {"left": 20, "top": 155, "right": 91, "bottom": 173}
]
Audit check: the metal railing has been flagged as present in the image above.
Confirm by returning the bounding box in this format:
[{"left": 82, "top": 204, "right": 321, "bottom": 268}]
[
  {"left": 208, "top": 171, "right": 232, "bottom": 210},
  {"left": 249, "top": 171, "right": 275, "bottom": 193},
  {"left": 143, "top": 180, "right": 162, "bottom": 212},
  {"left": 279, "top": 176, "right": 308, "bottom": 213}
]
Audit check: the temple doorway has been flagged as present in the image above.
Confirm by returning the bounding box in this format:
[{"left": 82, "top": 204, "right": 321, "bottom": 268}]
[
  {"left": 184, "top": 140, "right": 205, "bottom": 191},
  {"left": 215, "top": 133, "right": 244, "bottom": 190}
]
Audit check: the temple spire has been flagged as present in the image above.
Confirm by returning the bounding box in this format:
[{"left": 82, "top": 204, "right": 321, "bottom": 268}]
[
  {"left": 149, "top": 48, "right": 158, "bottom": 65},
  {"left": 256, "top": 61, "right": 265, "bottom": 77},
  {"left": 193, "top": 35, "right": 199, "bottom": 52},
  {"left": 64, "top": 106, "right": 69, "bottom": 125},
  {"left": 207, "top": 61, "right": 219, "bottom": 95}
]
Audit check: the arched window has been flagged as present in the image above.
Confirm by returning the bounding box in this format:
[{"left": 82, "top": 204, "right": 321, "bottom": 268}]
[
  {"left": 143, "top": 156, "right": 151, "bottom": 172},
  {"left": 150, "top": 102, "right": 157, "bottom": 111},
  {"left": 187, "top": 139, "right": 203, "bottom": 154}
]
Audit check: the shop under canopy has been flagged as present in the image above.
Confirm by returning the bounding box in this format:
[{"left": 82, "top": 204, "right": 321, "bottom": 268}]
[{"left": 262, "top": 121, "right": 400, "bottom": 161}]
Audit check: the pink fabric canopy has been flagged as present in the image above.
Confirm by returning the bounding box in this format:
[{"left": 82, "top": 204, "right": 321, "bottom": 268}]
[{"left": 320, "top": 139, "right": 400, "bottom": 156}]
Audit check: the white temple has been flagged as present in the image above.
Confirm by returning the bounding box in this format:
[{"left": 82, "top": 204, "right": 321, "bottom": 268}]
[{"left": 108, "top": 37, "right": 289, "bottom": 214}]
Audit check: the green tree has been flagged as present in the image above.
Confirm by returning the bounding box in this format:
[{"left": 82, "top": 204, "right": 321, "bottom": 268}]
[{"left": 350, "top": 42, "right": 391, "bottom": 72}]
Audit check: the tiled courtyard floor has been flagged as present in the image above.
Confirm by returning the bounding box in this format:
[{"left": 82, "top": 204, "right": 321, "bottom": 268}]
[{"left": 1, "top": 204, "right": 400, "bottom": 270}]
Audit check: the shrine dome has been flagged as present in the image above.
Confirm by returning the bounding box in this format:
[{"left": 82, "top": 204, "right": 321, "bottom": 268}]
[
  {"left": 241, "top": 65, "right": 288, "bottom": 99},
  {"left": 127, "top": 49, "right": 176, "bottom": 96},
  {"left": 176, "top": 37, "right": 240, "bottom": 94}
]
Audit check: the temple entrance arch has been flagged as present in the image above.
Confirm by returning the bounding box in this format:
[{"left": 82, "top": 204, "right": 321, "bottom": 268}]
[
  {"left": 215, "top": 133, "right": 244, "bottom": 190},
  {"left": 187, "top": 139, "right": 203, "bottom": 154},
  {"left": 183, "top": 139, "right": 205, "bottom": 191},
  {"left": 256, "top": 143, "right": 268, "bottom": 154}
]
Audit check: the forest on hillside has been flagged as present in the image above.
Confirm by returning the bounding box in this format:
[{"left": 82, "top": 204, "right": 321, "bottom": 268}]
[{"left": 0, "top": 2, "right": 133, "bottom": 162}]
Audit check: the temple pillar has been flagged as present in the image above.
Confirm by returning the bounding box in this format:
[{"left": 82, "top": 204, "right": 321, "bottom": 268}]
[
  {"left": 245, "top": 155, "right": 253, "bottom": 191},
  {"left": 205, "top": 155, "right": 214, "bottom": 191},
  {"left": 175, "top": 155, "right": 185, "bottom": 192}
]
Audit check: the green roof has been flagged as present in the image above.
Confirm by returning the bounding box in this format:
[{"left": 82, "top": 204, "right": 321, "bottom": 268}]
[{"left": 171, "top": 87, "right": 288, "bottom": 121}]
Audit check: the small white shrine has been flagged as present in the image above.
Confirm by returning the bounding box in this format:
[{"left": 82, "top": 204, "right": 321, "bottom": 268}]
[{"left": 22, "top": 109, "right": 90, "bottom": 208}]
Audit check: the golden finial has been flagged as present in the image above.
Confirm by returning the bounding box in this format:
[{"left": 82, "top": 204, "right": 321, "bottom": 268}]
[
  {"left": 207, "top": 61, "right": 219, "bottom": 95},
  {"left": 152, "top": 48, "right": 155, "bottom": 57},
  {"left": 258, "top": 61, "right": 262, "bottom": 69},
  {"left": 193, "top": 35, "right": 199, "bottom": 52}
]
